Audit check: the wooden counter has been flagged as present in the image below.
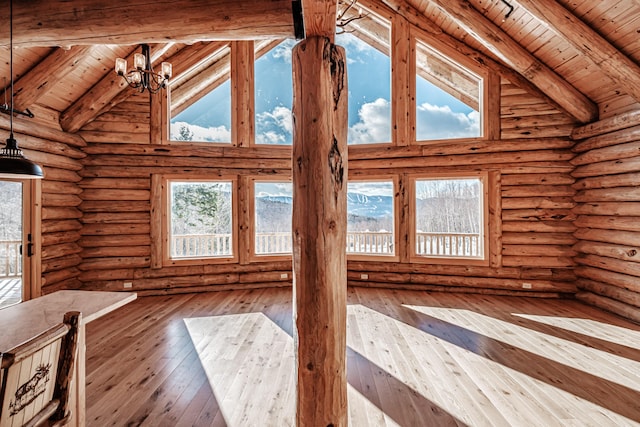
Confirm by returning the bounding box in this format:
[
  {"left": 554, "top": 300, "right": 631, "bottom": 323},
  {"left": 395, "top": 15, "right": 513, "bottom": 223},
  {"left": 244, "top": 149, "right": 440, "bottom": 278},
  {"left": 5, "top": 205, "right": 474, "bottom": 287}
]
[{"left": 0, "top": 290, "right": 137, "bottom": 426}]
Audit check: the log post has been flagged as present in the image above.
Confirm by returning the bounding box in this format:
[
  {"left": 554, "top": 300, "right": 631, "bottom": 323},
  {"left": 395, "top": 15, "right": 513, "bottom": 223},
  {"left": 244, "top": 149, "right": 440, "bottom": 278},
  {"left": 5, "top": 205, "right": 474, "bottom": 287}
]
[{"left": 292, "top": 36, "right": 348, "bottom": 426}]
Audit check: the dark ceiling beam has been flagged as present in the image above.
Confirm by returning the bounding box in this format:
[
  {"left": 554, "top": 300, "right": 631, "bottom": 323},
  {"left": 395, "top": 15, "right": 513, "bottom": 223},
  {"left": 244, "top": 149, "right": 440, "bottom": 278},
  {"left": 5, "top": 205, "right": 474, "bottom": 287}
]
[
  {"left": 511, "top": 0, "right": 640, "bottom": 106},
  {"left": 1, "top": 0, "right": 297, "bottom": 47},
  {"left": 420, "top": 0, "right": 598, "bottom": 123}
]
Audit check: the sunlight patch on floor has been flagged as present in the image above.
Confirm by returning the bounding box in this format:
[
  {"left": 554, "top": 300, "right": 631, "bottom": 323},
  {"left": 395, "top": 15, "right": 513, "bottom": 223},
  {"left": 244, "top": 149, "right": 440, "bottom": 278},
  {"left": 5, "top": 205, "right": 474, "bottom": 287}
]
[{"left": 511, "top": 312, "right": 640, "bottom": 348}]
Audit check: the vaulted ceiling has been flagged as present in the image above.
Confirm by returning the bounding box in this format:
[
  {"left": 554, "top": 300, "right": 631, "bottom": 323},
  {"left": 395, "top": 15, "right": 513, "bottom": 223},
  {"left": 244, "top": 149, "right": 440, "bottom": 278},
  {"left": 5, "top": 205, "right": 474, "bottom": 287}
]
[{"left": 2, "top": 0, "right": 640, "bottom": 133}]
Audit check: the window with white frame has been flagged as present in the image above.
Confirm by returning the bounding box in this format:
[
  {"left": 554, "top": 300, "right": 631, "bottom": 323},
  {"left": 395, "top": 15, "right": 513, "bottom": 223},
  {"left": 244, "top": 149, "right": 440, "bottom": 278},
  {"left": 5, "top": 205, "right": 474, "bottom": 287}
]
[
  {"left": 347, "top": 180, "right": 395, "bottom": 255},
  {"left": 254, "top": 181, "right": 292, "bottom": 255},
  {"left": 169, "top": 180, "right": 234, "bottom": 258},
  {"left": 414, "top": 177, "right": 484, "bottom": 259}
]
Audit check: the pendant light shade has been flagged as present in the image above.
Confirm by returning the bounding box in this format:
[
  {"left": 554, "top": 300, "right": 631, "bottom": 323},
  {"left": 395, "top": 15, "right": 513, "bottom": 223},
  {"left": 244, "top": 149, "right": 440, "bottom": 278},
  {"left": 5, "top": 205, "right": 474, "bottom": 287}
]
[
  {"left": 0, "top": 0, "right": 44, "bottom": 180},
  {"left": 0, "top": 134, "right": 44, "bottom": 179}
]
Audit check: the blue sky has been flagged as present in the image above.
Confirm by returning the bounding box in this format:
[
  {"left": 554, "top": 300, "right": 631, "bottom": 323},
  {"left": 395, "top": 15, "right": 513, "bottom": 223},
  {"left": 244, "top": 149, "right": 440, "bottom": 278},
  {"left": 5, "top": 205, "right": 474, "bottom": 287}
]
[{"left": 171, "top": 32, "right": 480, "bottom": 144}]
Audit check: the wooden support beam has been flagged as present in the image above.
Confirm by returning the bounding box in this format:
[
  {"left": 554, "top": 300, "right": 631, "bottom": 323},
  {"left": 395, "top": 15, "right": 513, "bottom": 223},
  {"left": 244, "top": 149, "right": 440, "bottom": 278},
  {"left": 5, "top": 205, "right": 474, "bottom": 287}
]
[
  {"left": 512, "top": 0, "right": 640, "bottom": 106},
  {"left": 59, "top": 44, "right": 172, "bottom": 133},
  {"left": 231, "top": 41, "right": 255, "bottom": 147},
  {"left": 301, "top": 0, "right": 338, "bottom": 40},
  {"left": 292, "top": 36, "right": 348, "bottom": 426},
  {"left": 421, "top": 0, "right": 598, "bottom": 123},
  {"left": 10, "top": 46, "right": 92, "bottom": 111},
  {"left": 2, "top": 0, "right": 297, "bottom": 47},
  {"left": 391, "top": 13, "right": 412, "bottom": 146}
]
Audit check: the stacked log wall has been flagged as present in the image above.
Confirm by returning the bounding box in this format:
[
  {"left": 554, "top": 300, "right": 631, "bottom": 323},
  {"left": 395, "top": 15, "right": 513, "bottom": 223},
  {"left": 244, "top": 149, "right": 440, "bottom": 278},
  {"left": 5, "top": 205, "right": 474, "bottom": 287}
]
[
  {"left": 570, "top": 112, "right": 640, "bottom": 323},
  {"left": 0, "top": 114, "right": 85, "bottom": 294},
  {"left": 76, "top": 82, "right": 579, "bottom": 297}
]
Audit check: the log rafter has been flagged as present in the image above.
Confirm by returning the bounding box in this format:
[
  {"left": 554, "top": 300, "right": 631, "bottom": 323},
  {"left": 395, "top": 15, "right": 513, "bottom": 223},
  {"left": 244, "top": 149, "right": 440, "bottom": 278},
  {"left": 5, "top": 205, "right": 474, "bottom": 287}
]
[
  {"left": 510, "top": 0, "right": 640, "bottom": 106},
  {"left": 420, "top": 0, "right": 598, "bottom": 123},
  {"left": 59, "top": 44, "right": 174, "bottom": 133},
  {"left": 372, "top": 0, "right": 581, "bottom": 123},
  {"left": 10, "top": 46, "right": 93, "bottom": 112}
]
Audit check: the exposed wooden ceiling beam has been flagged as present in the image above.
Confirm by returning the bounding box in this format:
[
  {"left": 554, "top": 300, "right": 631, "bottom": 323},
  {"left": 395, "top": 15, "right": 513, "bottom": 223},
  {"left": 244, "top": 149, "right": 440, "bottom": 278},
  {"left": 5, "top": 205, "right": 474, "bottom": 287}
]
[
  {"left": 2, "top": 0, "right": 297, "bottom": 47},
  {"left": 59, "top": 44, "right": 174, "bottom": 133},
  {"left": 371, "top": 0, "right": 577, "bottom": 120},
  {"left": 10, "top": 46, "right": 93, "bottom": 112},
  {"left": 421, "top": 0, "right": 598, "bottom": 123},
  {"left": 302, "top": 0, "right": 338, "bottom": 40},
  {"left": 510, "top": 0, "right": 640, "bottom": 106}
]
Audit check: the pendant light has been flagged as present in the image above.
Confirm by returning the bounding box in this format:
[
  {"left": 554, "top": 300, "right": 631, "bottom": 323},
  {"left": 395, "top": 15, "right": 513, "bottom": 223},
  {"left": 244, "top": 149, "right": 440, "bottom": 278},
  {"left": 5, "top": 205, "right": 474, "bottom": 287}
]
[{"left": 0, "top": 0, "right": 44, "bottom": 180}]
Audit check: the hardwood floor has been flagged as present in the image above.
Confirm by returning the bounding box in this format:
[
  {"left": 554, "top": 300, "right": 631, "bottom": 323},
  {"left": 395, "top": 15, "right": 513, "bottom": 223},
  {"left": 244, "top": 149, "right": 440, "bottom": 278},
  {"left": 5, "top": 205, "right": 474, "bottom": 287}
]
[{"left": 85, "top": 287, "right": 640, "bottom": 426}]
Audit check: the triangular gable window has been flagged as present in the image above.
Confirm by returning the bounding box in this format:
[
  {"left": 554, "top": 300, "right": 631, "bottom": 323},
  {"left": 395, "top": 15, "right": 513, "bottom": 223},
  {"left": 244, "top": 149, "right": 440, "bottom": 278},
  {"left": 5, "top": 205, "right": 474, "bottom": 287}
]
[
  {"left": 415, "top": 41, "right": 482, "bottom": 141},
  {"left": 169, "top": 44, "right": 232, "bottom": 143}
]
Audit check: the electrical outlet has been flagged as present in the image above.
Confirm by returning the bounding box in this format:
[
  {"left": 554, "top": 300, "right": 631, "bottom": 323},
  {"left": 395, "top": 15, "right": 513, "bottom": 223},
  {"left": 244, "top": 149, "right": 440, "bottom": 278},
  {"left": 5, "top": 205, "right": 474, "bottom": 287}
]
[
  {"left": 360, "top": 274, "right": 369, "bottom": 280},
  {"left": 280, "top": 273, "right": 288, "bottom": 279},
  {"left": 123, "top": 282, "right": 133, "bottom": 289},
  {"left": 522, "top": 282, "right": 532, "bottom": 289}
]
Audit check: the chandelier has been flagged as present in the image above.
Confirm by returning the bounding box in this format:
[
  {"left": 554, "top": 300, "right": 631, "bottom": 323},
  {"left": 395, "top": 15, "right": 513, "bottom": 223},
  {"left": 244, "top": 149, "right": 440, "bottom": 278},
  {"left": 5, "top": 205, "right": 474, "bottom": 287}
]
[{"left": 115, "top": 44, "right": 172, "bottom": 94}]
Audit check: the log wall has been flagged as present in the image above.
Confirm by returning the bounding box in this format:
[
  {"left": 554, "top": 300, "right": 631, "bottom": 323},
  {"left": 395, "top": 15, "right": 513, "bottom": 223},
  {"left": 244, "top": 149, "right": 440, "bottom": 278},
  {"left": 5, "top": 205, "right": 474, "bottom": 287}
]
[
  {"left": 0, "top": 114, "right": 86, "bottom": 295},
  {"left": 571, "top": 112, "right": 640, "bottom": 323},
  {"left": 74, "top": 80, "right": 579, "bottom": 297}
]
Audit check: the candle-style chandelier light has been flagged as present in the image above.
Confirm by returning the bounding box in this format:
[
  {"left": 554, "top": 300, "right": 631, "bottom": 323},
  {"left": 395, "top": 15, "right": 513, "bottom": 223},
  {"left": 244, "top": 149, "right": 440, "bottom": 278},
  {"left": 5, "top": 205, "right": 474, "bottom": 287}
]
[{"left": 114, "top": 44, "right": 172, "bottom": 94}]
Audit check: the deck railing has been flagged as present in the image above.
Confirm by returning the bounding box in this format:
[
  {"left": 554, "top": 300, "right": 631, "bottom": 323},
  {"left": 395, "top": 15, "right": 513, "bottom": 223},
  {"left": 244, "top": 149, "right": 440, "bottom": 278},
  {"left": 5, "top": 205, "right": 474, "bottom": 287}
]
[
  {"left": 172, "top": 231, "right": 480, "bottom": 258},
  {"left": 346, "top": 231, "right": 393, "bottom": 255},
  {"left": 172, "top": 231, "right": 396, "bottom": 257},
  {"left": 0, "top": 240, "right": 21, "bottom": 278},
  {"left": 416, "top": 232, "right": 482, "bottom": 257},
  {"left": 172, "top": 234, "right": 233, "bottom": 258},
  {"left": 255, "top": 232, "right": 292, "bottom": 254}
]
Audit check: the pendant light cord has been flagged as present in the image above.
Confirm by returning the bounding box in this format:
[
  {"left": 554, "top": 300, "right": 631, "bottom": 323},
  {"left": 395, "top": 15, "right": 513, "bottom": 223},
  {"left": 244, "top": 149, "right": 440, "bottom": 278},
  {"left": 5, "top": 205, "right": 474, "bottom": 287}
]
[{"left": 9, "top": 0, "right": 14, "bottom": 139}]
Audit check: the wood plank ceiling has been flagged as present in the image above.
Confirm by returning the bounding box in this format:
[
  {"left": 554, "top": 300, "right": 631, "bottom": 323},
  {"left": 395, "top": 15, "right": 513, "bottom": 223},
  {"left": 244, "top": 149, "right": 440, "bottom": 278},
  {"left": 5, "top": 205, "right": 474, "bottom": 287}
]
[{"left": 1, "top": 0, "right": 640, "bottom": 128}]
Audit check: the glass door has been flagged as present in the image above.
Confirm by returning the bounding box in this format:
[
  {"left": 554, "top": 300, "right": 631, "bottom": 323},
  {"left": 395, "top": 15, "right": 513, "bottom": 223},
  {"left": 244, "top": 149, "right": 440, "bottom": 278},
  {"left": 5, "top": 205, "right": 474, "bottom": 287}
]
[{"left": 0, "top": 180, "right": 23, "bottom": 308}]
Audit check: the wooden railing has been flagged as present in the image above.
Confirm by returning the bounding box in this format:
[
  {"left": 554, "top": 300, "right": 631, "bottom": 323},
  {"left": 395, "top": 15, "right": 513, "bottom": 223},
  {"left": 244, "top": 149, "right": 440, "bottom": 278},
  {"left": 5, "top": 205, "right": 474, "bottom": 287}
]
[
  {"left": 172, "top": 231, "right": 480, "bottom": 258},
  {"left": 172, "top": 232, "right": 397, "bottom": 257},
  {"left": 172, "top": 234, "right": 233, "bottom": 258},
  {"left": 346, "top": 231, "right": 393, "bottom": 255},
  {"left": 0, "top": 240, "right": 21, "bottom": 278},
  {"left": 255, "top": 232, "right": 292, "bottom": 254},
  {"left": 416, "top": 232, "right": 481, "bottom": 257}
]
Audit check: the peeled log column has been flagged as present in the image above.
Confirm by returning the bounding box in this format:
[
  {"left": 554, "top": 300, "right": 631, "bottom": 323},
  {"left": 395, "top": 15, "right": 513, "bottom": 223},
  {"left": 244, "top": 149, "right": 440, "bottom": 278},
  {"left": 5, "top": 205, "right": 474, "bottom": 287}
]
[{"left": 292, "top": 37, "right": 348, "bottom": 426}]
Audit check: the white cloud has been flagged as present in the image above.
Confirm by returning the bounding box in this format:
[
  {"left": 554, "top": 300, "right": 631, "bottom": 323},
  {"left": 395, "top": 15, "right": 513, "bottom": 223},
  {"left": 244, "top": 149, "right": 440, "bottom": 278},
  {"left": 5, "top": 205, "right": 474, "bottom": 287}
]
[
  {"left": 170, "top": 121, "right": 230, "bottom": 142},
  {"left": 271, "top": 39, "right": 297, "bottom": 64},
  {"left": 416, "top": 103, "right": 480, "bottom": 140},
  {"left": 348, "top": 98, "right": 391, "bottom": 145},
  {"left": 256, "top": 106, "right": 292, "bottom": 145}
]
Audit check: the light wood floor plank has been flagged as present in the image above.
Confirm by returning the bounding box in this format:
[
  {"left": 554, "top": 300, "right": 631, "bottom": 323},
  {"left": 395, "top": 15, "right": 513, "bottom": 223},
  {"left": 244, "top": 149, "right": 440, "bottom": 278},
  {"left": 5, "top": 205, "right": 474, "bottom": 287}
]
[{"left": 85, "top": 287, "right": 640, "bottom": 426}]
